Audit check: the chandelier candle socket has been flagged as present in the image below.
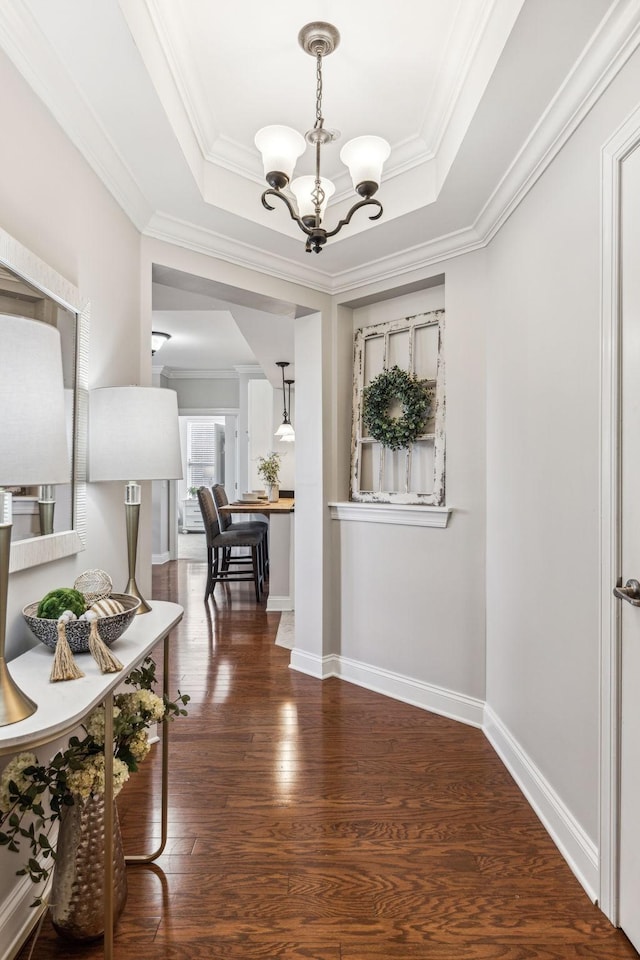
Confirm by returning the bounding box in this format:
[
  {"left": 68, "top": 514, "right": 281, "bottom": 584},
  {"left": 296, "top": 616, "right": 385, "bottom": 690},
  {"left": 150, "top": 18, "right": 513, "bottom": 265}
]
[{"left": 255, "top": 21, "right": 390, "bottom": 253}]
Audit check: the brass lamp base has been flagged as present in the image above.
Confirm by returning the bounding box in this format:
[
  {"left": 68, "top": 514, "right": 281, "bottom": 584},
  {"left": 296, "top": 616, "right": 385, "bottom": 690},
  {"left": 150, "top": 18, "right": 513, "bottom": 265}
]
[
  {"left": 124, "top": 499, "right": 151, "bottom": 615},
  {"left": 1, "top": 521, "right": 37, "bottom": 725},
  {"left": 123, "top": 576, "right": 151, "bottom": 615},
  {"left": 0, "top": 658, "right": 37, "bottom": 726}
]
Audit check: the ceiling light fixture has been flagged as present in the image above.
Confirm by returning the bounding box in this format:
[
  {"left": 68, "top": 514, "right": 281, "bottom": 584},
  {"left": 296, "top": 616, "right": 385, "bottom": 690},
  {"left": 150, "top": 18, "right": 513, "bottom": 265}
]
[
  {"left": 151, "top": 331, "right": 171, "bottom": 356},
  {"left": 255, "top": 22, "right": 390, "bottom": 254},
  {"left": 275, "top": 361, "right": 295, "bottom": 442}
]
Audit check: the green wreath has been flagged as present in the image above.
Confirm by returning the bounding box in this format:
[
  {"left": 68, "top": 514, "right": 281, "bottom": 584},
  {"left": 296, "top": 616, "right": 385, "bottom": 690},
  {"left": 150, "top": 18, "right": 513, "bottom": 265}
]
[{"left": 362, "top": 365, "right": 431, "bottom": 450}]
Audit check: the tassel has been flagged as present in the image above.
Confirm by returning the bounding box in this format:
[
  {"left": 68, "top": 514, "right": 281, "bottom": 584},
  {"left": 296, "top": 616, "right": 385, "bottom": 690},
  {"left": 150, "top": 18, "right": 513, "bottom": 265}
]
[
  {"left": 50, "top": 619, "right": 85, "bottom": 682},
  {"left": 87, "top": 616, "right": 123, "bottom": 674}
]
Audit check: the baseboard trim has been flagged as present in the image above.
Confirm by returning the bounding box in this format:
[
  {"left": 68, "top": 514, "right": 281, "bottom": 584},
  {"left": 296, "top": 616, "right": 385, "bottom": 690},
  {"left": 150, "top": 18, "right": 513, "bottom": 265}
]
[
  {"left": 152, "top": 551, "right": 171, "bottom": 565},
  {"left": 288, "top": 649, "right": 334, "bottom": 678},
  {"left": 483, "top": 704, "right": 598, "bottom": 902},
  {"left": 0, "top": 867, "right": 49, "bottom": 960},
  {"left": 334, "top": 655, "right": 485, "bottom": 727},
  {"left": 266, "top": 594, "right": 294, "bottom": 612},
  {"left": 288, "top": 650, "right": 484, "bottom": 727}
]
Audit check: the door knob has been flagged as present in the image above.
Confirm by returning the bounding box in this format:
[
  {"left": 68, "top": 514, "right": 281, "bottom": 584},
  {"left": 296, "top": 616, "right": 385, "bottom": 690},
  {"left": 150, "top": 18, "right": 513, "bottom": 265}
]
[{"left": 613, "top": 579, "right": 640, "bottom": 606}]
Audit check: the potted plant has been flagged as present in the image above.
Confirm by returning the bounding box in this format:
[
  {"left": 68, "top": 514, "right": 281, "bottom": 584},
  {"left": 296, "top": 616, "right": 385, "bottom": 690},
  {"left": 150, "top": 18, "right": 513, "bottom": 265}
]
[{"left": 257, "top": 452, "right": 282, "bottom": 502}]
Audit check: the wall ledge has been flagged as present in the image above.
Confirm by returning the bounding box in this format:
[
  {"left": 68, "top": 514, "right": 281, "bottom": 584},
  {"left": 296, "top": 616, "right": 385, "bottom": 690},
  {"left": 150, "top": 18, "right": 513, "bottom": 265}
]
[{"left": 329, "top": 502, "right": 451, "bottom": 527}]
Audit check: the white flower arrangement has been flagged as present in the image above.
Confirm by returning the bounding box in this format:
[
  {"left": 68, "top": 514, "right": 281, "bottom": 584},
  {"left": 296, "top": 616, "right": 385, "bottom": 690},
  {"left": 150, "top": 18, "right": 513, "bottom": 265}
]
[{"left": 0, "top": 657, "right": 188, "bottom": 906}]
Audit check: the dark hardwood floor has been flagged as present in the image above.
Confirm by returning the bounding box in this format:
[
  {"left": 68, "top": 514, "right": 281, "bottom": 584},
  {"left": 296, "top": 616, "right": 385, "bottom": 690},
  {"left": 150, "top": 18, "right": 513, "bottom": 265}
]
[{"left": 17, "top": 559, "right": 638, "bottom": 959}]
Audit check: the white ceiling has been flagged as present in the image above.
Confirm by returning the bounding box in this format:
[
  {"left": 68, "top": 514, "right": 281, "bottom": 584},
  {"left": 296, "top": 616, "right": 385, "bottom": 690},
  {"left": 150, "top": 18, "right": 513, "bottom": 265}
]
[
  {"left": 0, "top": 0, "right": 627, "bottom": 368},
  {"left": 152, "top": 265, "right": 297, "bottom": 381}
]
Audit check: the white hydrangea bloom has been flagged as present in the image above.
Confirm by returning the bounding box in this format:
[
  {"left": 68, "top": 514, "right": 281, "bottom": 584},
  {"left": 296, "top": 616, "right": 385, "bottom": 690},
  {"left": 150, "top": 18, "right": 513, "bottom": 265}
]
[
  {"left": 129, "top": 731, "right": 151, "bottom": 763},
  {"left": 66, "top": 755, "right": 130, "bottom": 800},
  {"left": 84, "top": 704, "right": 121, "bottom": 745},
  {"left": 116, "top": 689, "right": 164, "bottom": 722}
]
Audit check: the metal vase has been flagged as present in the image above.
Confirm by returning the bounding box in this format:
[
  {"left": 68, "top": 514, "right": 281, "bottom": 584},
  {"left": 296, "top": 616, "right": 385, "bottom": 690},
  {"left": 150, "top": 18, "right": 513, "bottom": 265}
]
[{"left": 49, "top": 795, "right": 128, "bottom": 941}]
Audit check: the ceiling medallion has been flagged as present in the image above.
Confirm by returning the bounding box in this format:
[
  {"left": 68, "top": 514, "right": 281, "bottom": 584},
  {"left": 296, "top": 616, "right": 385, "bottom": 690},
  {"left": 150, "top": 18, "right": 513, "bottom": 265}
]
[{"left": 254, "top": 22, "right": 390, "bottom": 254}]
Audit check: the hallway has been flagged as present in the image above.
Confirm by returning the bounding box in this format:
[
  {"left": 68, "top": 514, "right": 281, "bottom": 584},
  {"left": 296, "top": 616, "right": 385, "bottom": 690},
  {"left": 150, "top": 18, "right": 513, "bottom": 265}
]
[{"left": 17, "top": 560, "right": 637, "bottom": 959}]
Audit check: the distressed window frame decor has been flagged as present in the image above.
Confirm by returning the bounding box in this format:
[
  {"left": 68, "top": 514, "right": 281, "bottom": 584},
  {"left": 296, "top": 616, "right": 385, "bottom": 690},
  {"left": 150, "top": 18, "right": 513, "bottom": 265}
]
[{"left": 350, "top": 310, "right": 445, "bottom": 505}]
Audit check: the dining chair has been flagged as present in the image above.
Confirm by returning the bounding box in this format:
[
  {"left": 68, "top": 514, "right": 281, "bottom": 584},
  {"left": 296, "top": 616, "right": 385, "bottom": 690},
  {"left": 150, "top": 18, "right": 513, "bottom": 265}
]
[
  {"left": 211, "top": 483, "right": 269, "bottom": 577},
  {"left": 197, "top": 486, "right": 263, "bottom": 602}
]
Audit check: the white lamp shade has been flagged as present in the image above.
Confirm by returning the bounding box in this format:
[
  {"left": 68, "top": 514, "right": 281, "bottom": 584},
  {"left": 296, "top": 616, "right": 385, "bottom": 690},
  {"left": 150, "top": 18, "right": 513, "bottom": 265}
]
[
  {"left": 339, "top": 135, "right": 391, "bottom": 190},
  {"left": 89, "top": 386, "right": 183, "bottom": 482},
  {"left": 279, "top": 425, "right": 296, "bottom": 442},
  {"left": 0, "top": 315, "right": 70, "bottom": 486},
  {"left": 290, "top": 176, "right": 336, "bottom": 220},
  {"left": 255, "top": 125, "right": 306, "bottom": 181},
  {"left": 274, "top": 421, "right": 295, "bottom": 440},
  {"left": 151, "top": 331, "right": 171, "bottom": 354}
]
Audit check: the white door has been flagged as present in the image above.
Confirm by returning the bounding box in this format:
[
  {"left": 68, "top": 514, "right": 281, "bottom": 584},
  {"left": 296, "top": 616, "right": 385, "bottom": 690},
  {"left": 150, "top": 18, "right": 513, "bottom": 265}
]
[{"left": 618, "top": 141, "right": 640, "bottom": 952}]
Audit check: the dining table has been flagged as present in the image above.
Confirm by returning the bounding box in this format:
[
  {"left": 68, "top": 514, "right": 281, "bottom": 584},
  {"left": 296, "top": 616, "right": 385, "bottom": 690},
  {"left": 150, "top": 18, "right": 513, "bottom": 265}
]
[
  {"left": 218, "top": 497, "right": 295, "bottom": 515},
  {"left": 218, "top": 498, "right": 294, "bottom": 610}
]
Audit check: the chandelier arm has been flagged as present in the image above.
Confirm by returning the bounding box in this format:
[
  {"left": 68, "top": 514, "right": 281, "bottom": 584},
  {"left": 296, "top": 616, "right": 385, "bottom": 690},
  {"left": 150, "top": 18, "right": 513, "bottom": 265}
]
[
  {"left": 260, "top": 189, "right": 316, "bottom": 237},
  {"left": 322, "top": 198, "right": 384, "bottom": 239}
]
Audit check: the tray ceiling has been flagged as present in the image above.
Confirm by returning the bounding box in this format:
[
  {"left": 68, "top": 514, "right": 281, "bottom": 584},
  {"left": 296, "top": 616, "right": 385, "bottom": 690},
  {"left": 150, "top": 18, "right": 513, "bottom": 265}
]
[{"left": 0, "top": 0, "right": 627, "bottom": 291}]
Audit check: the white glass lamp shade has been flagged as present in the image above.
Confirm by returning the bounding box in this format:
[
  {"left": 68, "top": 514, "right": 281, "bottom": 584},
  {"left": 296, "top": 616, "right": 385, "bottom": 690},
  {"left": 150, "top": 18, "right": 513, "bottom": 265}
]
[
  {"left": 290, "top": 176, "right": 336, "bottom": 221},
  {"left": 151, "top": 331, "right": 171, "bottom": 355},
  {"left": 255, "top": 125, "right": 306, "bottom": 183},
  {"left": 274, "top": 421, "right": 295, "bottom": 441},
  {"left": 279, "top": 424, "right": 296, "bottom": 442},
  {"left": 88, "top": 386, "right": 183, "bottom": 482},
  {"left": 340, "top": 136, "right": 391, "bottom": 191},
  {"left": 0, "top": 316, "right": 70, "bottom": 486}
]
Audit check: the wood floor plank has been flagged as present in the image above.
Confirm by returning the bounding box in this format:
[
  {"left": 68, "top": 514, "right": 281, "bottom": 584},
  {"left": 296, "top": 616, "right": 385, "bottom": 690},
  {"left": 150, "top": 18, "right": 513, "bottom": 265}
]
[{"left": 15, "top": 559, "right": 637, "bottom": 960}]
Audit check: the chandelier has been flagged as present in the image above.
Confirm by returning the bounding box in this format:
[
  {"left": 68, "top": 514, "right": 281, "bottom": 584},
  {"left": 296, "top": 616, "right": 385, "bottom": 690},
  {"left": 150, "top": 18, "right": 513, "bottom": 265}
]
[{"left": 254, "top": 22, "right": 390, "bottom": 254}]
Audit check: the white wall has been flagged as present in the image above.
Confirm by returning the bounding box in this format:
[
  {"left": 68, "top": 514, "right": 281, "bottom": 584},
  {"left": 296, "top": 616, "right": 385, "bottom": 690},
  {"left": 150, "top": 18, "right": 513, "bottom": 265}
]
[
  {"left": 484, "top": 44, "right": 640, "bottom": 849},
  {"left": 331, "top": 278, "right": 487, "bottom": 705},
  {"left": 166, "top": 375, "right": 239, "bottom": 410},
  {"left": 0, "top": 47, "right": 144, "bottom": 955}
]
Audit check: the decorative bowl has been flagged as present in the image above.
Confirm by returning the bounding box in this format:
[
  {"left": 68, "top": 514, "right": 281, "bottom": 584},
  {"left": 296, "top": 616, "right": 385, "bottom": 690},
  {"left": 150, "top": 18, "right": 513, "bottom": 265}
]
[{"left": 22, "top": 593, "right": 141, "bottom": 652}]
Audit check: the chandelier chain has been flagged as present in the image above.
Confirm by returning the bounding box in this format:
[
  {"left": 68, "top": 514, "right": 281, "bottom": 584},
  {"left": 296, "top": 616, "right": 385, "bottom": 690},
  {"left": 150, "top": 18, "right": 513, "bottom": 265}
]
[
  {"left": 312, "top": 52, "right": 326, "bottom": 219},
  {"left": 315, "top": 53, "right": 323, "bottom": 129}
]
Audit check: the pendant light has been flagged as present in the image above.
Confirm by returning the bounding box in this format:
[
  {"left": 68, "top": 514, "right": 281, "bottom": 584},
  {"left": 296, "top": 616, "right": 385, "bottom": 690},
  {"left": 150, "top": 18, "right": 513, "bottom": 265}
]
[{"left": 275, "top": 361, "right": 295, "bottom": 442}]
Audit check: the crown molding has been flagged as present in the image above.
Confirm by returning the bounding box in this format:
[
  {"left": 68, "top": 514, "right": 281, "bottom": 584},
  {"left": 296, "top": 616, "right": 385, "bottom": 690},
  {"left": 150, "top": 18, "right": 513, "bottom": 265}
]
[
  {"left": 475, "top": 0, "right": 640, "bottom": 245},
  {"left": 144, "top": 211, "right": 334, "bottom": 293},
  {"left": 234, "top": 364, "right": 265, "bottom": 377},
  {"left": 159, "top": 367, "right": 240, "bottom": 380},
  {"left": 0, "top": 1, "right": 153, "bottom": 233}
]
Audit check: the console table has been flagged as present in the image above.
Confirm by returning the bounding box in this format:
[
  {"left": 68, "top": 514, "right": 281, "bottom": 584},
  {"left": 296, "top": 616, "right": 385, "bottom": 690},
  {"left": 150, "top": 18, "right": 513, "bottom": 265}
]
[{"left": 0, "top": 599, "right": 184, "bottom": 960}]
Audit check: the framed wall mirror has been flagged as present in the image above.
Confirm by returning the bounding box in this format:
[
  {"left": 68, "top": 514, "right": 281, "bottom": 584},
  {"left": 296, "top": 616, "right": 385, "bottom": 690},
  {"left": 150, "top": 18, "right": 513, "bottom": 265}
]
[{"left": 0, "top": 227, "right": 88, "bottom": 573}]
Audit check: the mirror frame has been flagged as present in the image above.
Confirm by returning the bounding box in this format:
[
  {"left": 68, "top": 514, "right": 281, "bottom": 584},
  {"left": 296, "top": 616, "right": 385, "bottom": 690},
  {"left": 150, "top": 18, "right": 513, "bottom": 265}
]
[{"left": 0, "top": 226, "right": 88, "bottom": 573}]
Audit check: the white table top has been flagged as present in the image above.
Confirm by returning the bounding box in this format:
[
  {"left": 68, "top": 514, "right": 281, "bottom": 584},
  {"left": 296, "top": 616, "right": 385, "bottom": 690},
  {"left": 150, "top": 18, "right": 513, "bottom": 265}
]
[{"left": 0, "top": 600, "right": 183, "bottom": 755}]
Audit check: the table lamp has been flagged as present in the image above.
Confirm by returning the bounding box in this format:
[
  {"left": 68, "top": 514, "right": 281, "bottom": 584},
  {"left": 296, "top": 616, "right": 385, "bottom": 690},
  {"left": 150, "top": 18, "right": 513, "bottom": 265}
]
[
  {"left": 1, "top": 315, "right": 71, "bottom": 725},
  {"left": 88, "top": 386, "right": 182, "bottom": 613}
]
